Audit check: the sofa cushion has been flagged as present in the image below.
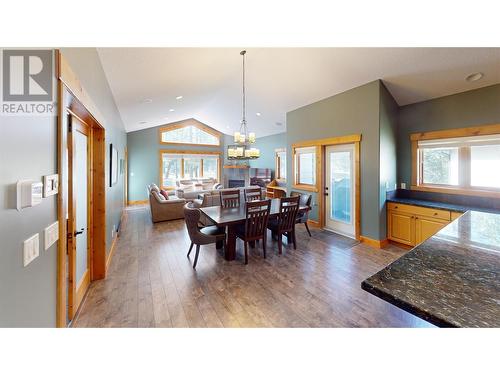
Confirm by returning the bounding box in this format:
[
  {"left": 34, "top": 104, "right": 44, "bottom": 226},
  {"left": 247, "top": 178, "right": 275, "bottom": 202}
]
[
  {"left": 150, "top": 184, "right": 160, "bottom": 193},
  {"left": 160, "top": 189, "right": 169, "bottom": 200}
]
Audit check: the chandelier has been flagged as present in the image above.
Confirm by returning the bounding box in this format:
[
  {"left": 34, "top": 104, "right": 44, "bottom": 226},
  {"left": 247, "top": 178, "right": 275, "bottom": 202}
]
[{"left": 227, "top": 50, "right": 260, "bottom": 160}]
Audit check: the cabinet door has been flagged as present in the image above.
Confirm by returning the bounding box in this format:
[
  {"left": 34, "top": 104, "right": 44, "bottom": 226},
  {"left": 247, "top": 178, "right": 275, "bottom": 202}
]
[
  {"left": 415, "top": 216, "right": 449, "bottom": 245},
  {"left": 388, "top": 210, "right": 414, "bottom": 246}
]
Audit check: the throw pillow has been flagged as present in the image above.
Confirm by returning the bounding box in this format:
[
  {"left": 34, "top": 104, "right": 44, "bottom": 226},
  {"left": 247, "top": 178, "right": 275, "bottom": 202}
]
[{"left": 160, "top": 189, "right": 169, "bottom": 200}]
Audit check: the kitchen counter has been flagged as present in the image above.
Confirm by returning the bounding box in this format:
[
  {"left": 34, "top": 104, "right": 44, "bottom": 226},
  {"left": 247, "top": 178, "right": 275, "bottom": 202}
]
[
  {"left": 362, "top": 210, "right": 500, "bottom": 327},
  {"left": 386, "top": 196, "right": 500, "bottom": 214}
]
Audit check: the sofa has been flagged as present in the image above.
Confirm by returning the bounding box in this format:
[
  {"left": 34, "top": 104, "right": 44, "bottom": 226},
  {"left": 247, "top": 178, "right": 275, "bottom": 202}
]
[
  {"left": 147, "top": 184, "right": 186, "bottom": 222},
  {"left": 175, "top": 178, "right": 223, "bottom": 200}
]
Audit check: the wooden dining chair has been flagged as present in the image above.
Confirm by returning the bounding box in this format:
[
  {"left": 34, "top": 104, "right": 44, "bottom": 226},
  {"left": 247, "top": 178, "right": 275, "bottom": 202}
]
[
  {"left": 220, "top": 189, "right": 241, "bottom": 208},
  {"left": 184, "top": 203, "right": 226, "bottom": 269},
  {"left": 244, "top": 187, "right": 262, "bottom": 202},
  {"left": 290, "top": 191, "right": 313, "bottom": 237},
  {"left": 235, "top": 199, "right": 271, "bottom": 264},
  {"left": 267, "top": 196, "right": 300, "bottom": 255}
]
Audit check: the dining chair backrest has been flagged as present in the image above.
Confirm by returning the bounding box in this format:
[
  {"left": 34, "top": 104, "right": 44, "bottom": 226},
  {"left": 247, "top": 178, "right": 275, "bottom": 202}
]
[
  {"left": 220, "top": 189, "right": 241, "bottom": 208},
  {"left": 290, "top": 191, "right": 312, "bottom": 222},
  {"left": 244, "top": 187, "right": 262, "bottom": 202},
  {"left": 277, "top": 196, "right": 300, "bottom": 233},
  {"left": 184, "top": 203, "right": 201, "bottom": 241},
  {"left": 244, "top": 199, "right": 271, "bottom": 239}
]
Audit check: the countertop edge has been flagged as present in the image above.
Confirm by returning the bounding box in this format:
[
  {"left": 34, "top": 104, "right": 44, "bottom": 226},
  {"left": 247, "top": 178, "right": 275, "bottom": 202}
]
[{"left": 360, "top": 280, "right": 455, "bottom": 328}]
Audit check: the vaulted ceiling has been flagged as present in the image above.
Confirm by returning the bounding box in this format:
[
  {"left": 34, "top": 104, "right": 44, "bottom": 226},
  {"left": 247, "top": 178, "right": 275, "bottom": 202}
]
[{"left": 97, "top": 48, "right": 500, "bottom": 136}]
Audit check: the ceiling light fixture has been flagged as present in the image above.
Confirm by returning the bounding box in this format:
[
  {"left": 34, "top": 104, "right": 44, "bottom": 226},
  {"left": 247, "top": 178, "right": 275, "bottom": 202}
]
[
  {"left": 141, "top": 98, "right": 152, "bottom": 103},
  {"left": 169, "top": 109, "right": 175, "bottom": 112},
  {"left": 465, "top": 72, "right": 484, "bottom": 82},
  {"left": 228, "top": 50, "right": 260, "bottom": 160},
  {"left": 256, "top": 112, "right": 261, "bottom": 116},
  {"left": 176, "top": 95, "right": 183, "bottom": 100}
]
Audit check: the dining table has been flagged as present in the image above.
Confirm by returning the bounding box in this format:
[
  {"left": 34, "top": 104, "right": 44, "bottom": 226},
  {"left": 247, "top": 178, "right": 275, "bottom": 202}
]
[{"left": 199, "top": 198, "right": 309, "bottom": 261}]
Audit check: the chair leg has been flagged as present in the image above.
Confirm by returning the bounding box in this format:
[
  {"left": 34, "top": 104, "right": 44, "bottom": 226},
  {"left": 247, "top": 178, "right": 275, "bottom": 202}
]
[
  {"left": 262, "top": 236, "right": 267, "bottom": 258},
  {"left": 244, "top": 241, "right": 249, "bottom": 265},
  {"left": 292, "top": 230, "right": 297, "bottom": 249},
  {"left": 278, "top": 235, "right": 283, "bottom": 255},
  {"left": 193, "top": 244, "right": 201, "bottom": 269},
  {"left": 304, "top": 222, "right": 312, "bottom": 237},
  {"left": 187, "top": 242, "right": 194, "bottom": 257}
]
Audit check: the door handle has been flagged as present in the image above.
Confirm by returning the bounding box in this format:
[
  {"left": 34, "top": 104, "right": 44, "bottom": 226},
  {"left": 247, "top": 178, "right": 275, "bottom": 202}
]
[{"left": 74, "top": 228, "right": 85, "bottom": 236}]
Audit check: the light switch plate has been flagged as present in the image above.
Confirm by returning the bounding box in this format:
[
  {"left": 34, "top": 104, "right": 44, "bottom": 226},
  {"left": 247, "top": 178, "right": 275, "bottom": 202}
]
[
  {"left": 43, "top": 174, "right": 59, "bottom": 197},
  {"left": 44, "top": 221, "right": 59, "bottom": 250},
  {"left": 23, "top": 233, "right": 40, "bottom": 267}
]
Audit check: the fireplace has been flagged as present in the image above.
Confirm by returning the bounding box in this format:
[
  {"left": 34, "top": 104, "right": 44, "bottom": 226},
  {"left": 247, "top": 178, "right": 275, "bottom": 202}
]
[
  {"left": 228, "top": 179, "right": 245, "bottom": 188},
  {"left": 223, "top": 165, "right": 250, "bottom": 187}
]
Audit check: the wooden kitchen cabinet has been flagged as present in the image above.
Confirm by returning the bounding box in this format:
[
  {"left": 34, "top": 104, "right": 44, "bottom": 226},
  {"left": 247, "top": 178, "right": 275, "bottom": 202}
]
[
  {"left": 387, "top": 210, "right": 414, "bottom": 245},
  {"left": 387, "top": 202, "right": 463, "bottom": 247},
  {"left": 414, "top": 216, "right": 449, "bottom": 245}
]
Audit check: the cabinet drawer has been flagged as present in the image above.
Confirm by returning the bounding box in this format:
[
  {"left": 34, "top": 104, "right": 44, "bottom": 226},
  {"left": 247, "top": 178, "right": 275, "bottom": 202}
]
[{"left": 387, "top": 202, "right": 451, "bottom": 221}]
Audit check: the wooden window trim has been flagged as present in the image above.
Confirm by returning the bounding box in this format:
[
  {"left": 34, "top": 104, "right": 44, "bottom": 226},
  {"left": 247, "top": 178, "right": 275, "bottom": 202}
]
[
  {"left": 292, "top": 134, "right": 362, "bottom": 193},
  {"left": 291, "top": 134, "right": 362, "bottom": 239},
  {"left": 158, "top": 118, "right": 221, "bottom": 147},
  {"left": 275, "top": 148, "right": 286, "bottom": 181},
  {"left": 411, "top": 124, "right": 500, "bottom": 198},
  {"left": 159, "top": 149, "right": 222, "bottom": 190}
]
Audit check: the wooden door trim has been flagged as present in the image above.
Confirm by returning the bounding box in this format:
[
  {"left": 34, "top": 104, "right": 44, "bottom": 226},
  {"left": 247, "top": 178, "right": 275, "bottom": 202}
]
[
  {"left": 67, "top": 115, "right": 93, "bottom": 320},
  {"left": 319, "top": 140, "right": 361, "bottom": 240},
  {"left": 56, "top": 50, "right": 107, "bottom": 327}
]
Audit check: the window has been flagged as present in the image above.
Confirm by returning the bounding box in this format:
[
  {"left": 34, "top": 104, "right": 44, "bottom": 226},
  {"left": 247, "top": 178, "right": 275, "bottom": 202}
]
[
  {"left": 275, "top": 149, "right": 286, "bottom": 180},
  {"left": 160, "top": 122, "right": 220, "bottom": 146},
  {"left": 160, "top": 151, "right": 221, "bottom": 188},
  {"left": 294, "top": 146, "right": 317, "bottom": 188},
  {"left": 415, "top": 133, "right": 500, "bottom": 192}
]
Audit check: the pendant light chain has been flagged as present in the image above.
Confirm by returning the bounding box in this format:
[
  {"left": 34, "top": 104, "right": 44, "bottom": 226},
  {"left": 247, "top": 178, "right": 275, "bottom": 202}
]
[
  {"left": 227, "top": 50, "right": 260, "bottom": 160},
  {"left": 241, "top": 50, "right": 246, "bottom": 134}
]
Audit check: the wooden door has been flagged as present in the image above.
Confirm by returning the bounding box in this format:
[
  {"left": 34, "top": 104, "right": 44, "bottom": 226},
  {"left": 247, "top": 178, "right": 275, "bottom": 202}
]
[
  {"left": 324, "top": 143, "right": 356, "bottom": 238},
  {"left": 67, "top": 114, "right": 92, "bottom": 320},
  {"left": 415, "top": 216, "right": 449, "bottom": 245},
  {"left": 388, "top": 210, "right": 414, "bottom": 246}
]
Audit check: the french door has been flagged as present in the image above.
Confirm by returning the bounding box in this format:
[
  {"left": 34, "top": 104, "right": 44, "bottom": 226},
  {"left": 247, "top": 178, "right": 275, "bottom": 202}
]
[
  {"left": 67, "top": 114, "right": 92, "bottom": 320},
  {"left": 324, "top": 143, "right": 356, "bottom": 238}
]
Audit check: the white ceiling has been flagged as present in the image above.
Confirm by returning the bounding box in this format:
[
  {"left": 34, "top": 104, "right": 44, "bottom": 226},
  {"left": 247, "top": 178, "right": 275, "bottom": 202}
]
[{"left": 97, "top": 48, "right": 500, "bottom": 136}]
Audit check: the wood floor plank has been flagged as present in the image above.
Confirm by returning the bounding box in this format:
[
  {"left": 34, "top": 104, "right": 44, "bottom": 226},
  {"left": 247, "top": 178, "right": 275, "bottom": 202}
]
[{"left": 72, "top": 206, "right": 434, "bottom": 328}]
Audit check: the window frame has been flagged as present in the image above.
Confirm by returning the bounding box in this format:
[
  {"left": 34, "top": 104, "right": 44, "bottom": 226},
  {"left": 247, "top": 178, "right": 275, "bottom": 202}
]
[
  {"left": 275, "top": 148, "right": 287, "bottom": 180},
  {"left": 159, "top": 150, "right": 222, "bottom": 190},
  {"left": 292, "top": 145, "right": 319, "bottom": 192},
  {"left": 159, "top": 119, "right": 221, "bottom": 147},
  {"left": 411, "top": 124, "right": 500, "bottom": 198}
]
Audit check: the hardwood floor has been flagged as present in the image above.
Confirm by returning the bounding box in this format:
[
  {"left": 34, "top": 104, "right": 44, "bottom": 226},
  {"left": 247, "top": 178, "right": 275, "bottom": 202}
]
[{"left": 73, "top": 205, "right": 433, "bottom": 328}]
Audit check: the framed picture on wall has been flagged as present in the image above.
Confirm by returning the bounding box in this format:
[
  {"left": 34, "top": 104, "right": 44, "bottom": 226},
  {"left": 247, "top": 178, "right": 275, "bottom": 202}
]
[{"left": 110, "top": 144, "right": 119, "bottom": 187}]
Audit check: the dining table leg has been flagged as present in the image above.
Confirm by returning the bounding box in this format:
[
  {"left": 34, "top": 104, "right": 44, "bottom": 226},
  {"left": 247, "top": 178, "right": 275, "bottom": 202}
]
[{"left": 225, "top": 224, "right": 237, "bottom": 261}]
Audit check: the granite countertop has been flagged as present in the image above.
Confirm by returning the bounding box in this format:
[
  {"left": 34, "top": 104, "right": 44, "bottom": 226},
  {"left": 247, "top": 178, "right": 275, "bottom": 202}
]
[
  {"left": 386, "top": 196, "right": 500, "bottom": 214},
  {"left": 362, "top": 210, "right": 500, "bottom": 327}
]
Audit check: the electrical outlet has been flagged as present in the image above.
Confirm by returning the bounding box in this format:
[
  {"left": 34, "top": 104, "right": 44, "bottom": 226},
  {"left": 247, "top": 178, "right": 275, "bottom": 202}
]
[
  {"left": 23, "top": 233, "right": 39, "bottom": 267},
  {"left": 44, "top": 221, "right": 59, "bottom": 250}
]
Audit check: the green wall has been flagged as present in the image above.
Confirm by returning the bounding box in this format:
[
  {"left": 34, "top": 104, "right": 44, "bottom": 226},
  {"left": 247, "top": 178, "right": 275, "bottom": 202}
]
[
  {"left": 249, "top": 132, "right": 286, "bottom": 175},
  {"left": 378, "top": 82, "right": 399, "bottom": 239},
  {"left": 397, "top": 84, "right": 500, "bottom": 185},
  {"left": 127, "top": 122, "right": 225, "bottom": 201},
  {"left": 0, "top": 48, "right": 126, "bottom": 327},
  {"left": 286, "top": 80, "right": 386, "bottom": 240},
  {"left": 61, "top": 48, "right": 127, "bottom": 257}
]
